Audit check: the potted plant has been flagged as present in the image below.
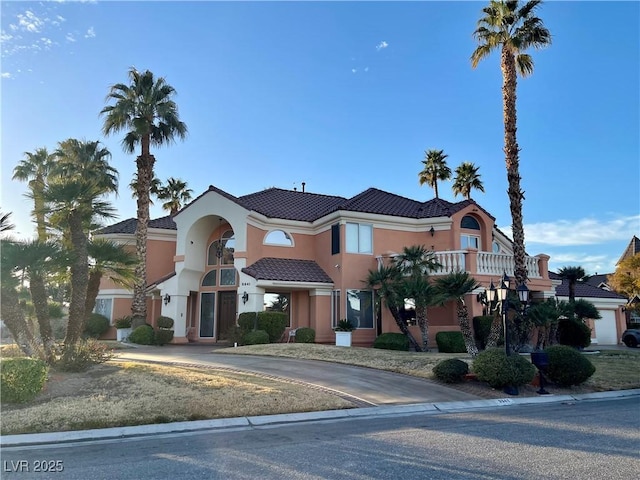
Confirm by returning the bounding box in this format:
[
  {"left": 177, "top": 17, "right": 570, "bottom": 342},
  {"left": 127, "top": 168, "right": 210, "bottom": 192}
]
[
  {"left": 115, "top": 316, "right": 132, "bottom": 342},
  {"left": 334, "top": 319, "right": 355, "bottom": 347}
]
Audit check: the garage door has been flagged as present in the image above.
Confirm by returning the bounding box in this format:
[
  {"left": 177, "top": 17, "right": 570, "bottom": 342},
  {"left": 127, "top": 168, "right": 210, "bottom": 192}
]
[{"left": 593, "top": 310, "right": 618, "bottom": 345}]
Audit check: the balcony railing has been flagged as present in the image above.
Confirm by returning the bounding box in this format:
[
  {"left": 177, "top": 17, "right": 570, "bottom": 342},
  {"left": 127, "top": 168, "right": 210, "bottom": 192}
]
[{"left": 429, "top": 250, "right": 541, "bottom": 278}]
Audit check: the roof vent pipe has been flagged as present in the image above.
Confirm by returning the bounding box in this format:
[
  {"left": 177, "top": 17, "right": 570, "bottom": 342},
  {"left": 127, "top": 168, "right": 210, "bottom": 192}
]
[{"left": 302, "top": 182, "right": 306, "bottom": 193}]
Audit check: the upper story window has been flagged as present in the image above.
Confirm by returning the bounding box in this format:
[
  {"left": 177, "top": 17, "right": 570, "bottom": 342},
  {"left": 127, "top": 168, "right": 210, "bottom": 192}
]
[
  {"left": 264, "top": 230, "right": 293, "bottom": 246},
  {"left": 346, "top": 223, "right": 372, "bottom": 254},
  {"left": 461, "top": 215, "right": 481, "bottom": 230},
  {"left": 492, "top": 241, "right": 501, "bottom": 253},
  {"left": 207, "top": 230, "right": 235, "bottom": 265},
  {"left": 461, "top": 234, "right": 480, "bottom": 250},
  {"left": 331, "top": 224, "right": 340, "bottom": 255}
]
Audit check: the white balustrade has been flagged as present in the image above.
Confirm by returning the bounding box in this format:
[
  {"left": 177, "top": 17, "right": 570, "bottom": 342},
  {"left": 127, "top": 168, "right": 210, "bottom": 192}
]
[{"left": 476, "top": 251, "right": 541, "bottom": 278}]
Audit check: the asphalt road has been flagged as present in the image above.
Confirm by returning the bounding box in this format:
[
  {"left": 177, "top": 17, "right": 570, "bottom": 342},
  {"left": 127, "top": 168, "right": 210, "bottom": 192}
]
[{"left": 2, "top": 397, "right": 638, "bottom": 480}]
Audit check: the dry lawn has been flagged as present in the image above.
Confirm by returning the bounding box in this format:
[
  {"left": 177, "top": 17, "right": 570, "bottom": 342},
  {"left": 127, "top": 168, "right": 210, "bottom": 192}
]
[{"left": 0, "top": 361, "right": 353, "bottom": 435}]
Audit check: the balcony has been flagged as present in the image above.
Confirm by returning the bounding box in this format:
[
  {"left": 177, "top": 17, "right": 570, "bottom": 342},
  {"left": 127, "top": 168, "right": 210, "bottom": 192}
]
[{"left": 429, "top": 250, "right": 543, "bottom": 279}]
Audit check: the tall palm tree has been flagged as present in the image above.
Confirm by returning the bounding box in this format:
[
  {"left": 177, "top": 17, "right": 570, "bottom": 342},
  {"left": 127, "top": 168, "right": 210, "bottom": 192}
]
[
  {"left": 471, "top": 0, "right": 551, "bottom": 286},
  {"left": 157, "top": 177, "right": 193, "bottom": 216},
  {"left": 558, "top": 265, "right": 587, "bottom": 303},
  {"left": 85, "top": 239, "right": 138, "bottom": 320},
  {"left": 0, "top": 210, "right": 15, "bottom": 233},
  {"left": 101, "top": 67, "right": 187, "bottom": 322},
  {"left": 12, "top": 147, "right": 55, "bottom": 240},
  {"left": 46, "top": 139, "right": 118, "bottom": 351},
  {"left": 434, "top": 272, "right": 481, "bottom": 357},
  {"left": 418, "top": 149, "right": 451, "bottom": 199},
  {"left": 452, "top": 162, "right": 485, "bottom": 200},
  {"left": 130, "top": 173, "right": 162, "bottom": 204}
]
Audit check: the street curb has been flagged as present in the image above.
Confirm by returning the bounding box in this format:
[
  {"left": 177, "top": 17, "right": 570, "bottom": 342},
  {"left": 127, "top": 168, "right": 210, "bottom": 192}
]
[{"left": 2, "top": 389, "right": 638, "bottom": 448}]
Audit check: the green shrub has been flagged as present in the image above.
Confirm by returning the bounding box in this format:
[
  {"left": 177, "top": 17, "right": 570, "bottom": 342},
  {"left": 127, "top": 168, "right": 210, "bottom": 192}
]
[
  {"left": 294, "top": 327, "right": 315, "bottom": 343},
  {"left": 473, "top": 316, "right": 494, "bottom": 350},
  {"left": 243, "top": 329, "right": 270, "bottom": 345},
  {"left": 544, "top": 345, "right": 596, "bottom": 386},
  {"left": 557, "top": 318, "right": 591, "bottom": 349},
  {"left": 225, "top": 324, "right": 244, "bottom": 345},
  {"left": 472, "top": 348, "right": 536, "bottom": 388},
  {"left": 155, "top": 329, "right": 174, "bottom": 346},
  {"left": 436, "top": 331, "right": 467, "bottom": 353},
  {"left": 335, "top": 319, "right": 355, "bottom": 331},
  {"left": 48, "top": 302, "right": 64, "bottom": 319},
  {"left": 84, "top": 313, "right": 110, "bottom": 338},
  {"left": 238, "top": 312, "right": 288, "bottom": 343},
  {"left": 55, "top": 339, "right": 115, "bottom": 373},
  {"left": 433, "top": 358, "right": 469, "bottom": 383},
  {"left": 373, "top": 333, "right": 410, "bottom": 351},
  {"left": 129, "top": 324, "right": 155, "bottom": 345},
  {"left": 156, "top": 316, "right": 174, "bottom": 329},
  {"left": 1, "top": 357, "right": 48, "bottom": 403},
  {"left": 114, "top": 316, "right": 132, "bottom": 329}
]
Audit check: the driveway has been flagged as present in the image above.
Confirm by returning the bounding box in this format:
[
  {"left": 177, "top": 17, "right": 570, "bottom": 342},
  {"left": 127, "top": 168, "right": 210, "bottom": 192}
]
[{"left": 116, "top": 344, "right": 481, "bottom": 406}]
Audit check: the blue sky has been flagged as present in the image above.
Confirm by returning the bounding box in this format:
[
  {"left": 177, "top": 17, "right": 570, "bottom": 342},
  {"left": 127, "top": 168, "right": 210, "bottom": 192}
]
[{"left": 2, "top": 0, "right": 638, "bottom": 275}]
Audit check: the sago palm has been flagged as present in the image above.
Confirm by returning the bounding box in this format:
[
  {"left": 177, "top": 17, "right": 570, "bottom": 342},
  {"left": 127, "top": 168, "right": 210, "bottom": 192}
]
[
  {"left": 12, "top": 147, "right": 55, "bottom": 240},
  {"left": 452, "top": 162, "right": 485, "bottom": 200},
  {"left": 101, "top": 67, "right": 187, "bottom": 321},
  {"left": 434, "top": 272, "right": 481, "bottom": 357},
  {"left": 419, "top": 149, "right": 451, "bottom": 199},
  {"left": 471, "top": 0, "right": 551, "bottom": 286},
  {"left": 157, "top": 177, "right": 193, "bottom": 216}
]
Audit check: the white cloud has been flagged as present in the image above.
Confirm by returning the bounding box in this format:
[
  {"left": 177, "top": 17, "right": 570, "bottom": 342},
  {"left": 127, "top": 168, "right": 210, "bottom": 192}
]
[
  {"left": 547, "top": 252, "right": 615, "bottom": 276},
  {"left": 41, "top": 38, "right": 53, "bottom": 49},
  {"left": 1, "top": 72, "right": 12, "bottom": 79},
  {"left": 66, "top": 33, "right": 76, "bottom": 42},
  {"left": 351, "top": 68, "right": 357, "bottom": 74},
  {"left": 16, "top": 10, "right": 44, "bottom": 33},
  {"left": 376, "top": 41, "right": 388, "bottom": 51},
  {"left": 500, "top": 215, "right": 640, "bottom": 247},
  {"left": 85, "top": 27, "right": 95, "bottom": 38}
]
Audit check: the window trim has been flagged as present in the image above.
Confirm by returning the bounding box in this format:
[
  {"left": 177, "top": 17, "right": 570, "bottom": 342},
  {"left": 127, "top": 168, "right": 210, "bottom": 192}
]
[
  {"left": 345, "top": 289, "right": 375, "bottom": 329},
  {"left": 345, "top": 222, "right": 373, "bottom": 254},
  {"left": 264, "top": 229, "right": 294, "bottom": 247},
  {"left": 461, "top": 234, "right": 481, "bottom": 250}
]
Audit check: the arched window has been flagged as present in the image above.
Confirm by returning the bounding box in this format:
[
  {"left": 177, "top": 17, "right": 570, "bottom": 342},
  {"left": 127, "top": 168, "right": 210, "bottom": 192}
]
[
  {"left": 202, "top": 270, "right": 217, "bottom": 287},
  {"left": 264, "top": 230, "right": 293, "bottom": 246},
  {"left": 461, "top": 215, "right": 480, "bottom": 230},
  {"left": 207, "top": 230, "right": 235, "bottom": 265}
]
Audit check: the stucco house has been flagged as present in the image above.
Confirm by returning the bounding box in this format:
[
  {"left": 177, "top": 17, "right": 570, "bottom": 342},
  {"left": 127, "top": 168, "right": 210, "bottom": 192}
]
[{"left": 95, "top": 184, "right": 558, "bottom": 347}]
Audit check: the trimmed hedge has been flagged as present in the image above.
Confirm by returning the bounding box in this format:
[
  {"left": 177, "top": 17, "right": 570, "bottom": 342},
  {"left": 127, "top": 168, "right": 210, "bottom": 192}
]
[
  {"left": 295, "top": 327, "right": 315, "bottom": 343},
  {"left": 156, "top": 316, "right": 174, "bottom": 329},
  {"left": 557, "top": 318, "right": 591, "bottom": 349},
  {"left": 373, "top": 333, "right": 410, "bottom": 351},
  {"left": 1, "top": 357, "right": 48, "bottom": 404},
  {"left": 544, "top": 345, "right": 596, "bottom": 386},
  {"left": 433, "top": 359, "right": 469, "bottom": 383},
  {"left": 129, "top": 324, "right": 155, "bottom": 345},
  {"left": 238, "top": 311, "right": 288, "bottom": 343},
  {"left": 155, "top": 329, "right": 174, "bottom": 346},
  {"left": 243, "top": 329, "right": 270, "bottom": 345},
  {"left": 84, "top": 313, "right": 110, "bottom": 338},
  {"left": 472, "top": 348, "right": 536, "bottom": 389},
  {"left": 435, "top": 331, "right": 466, "bottom": 353}
]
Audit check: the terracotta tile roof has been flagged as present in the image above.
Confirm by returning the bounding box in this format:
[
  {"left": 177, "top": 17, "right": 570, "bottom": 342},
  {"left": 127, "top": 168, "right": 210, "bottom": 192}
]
[
  {"left": 617, "top": 235, "right": 640, "bottom": 265},
  {"left": 551, "top": 272, "right": 626, "bottom": 300},
  {"left": 96, "top": 216, "right": 176, "bottom": 234},
  {"left": 238, "top": 188, "right": 346, "bottom": 221},
  {"left": 242, "top": 257, "right": 334, "bottom": 284}
]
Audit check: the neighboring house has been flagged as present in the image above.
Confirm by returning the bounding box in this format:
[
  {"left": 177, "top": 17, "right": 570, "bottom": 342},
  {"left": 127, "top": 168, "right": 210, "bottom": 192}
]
[
  {"left": 95, "top": 185, "right": 554, "bottom": 346},
  {"left": 550, "top": 272, "right": 627, "bottom": 345}
]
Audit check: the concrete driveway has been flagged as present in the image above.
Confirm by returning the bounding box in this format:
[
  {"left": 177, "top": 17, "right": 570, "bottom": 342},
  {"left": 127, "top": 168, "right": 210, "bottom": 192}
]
[{"left": 116, "top": 344, "right": 481, "bottom": 406}]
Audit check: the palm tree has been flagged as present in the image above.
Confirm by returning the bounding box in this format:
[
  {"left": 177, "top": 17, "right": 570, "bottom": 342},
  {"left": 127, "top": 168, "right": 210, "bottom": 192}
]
[
  {"left": 101, "top": 67, "right": 187, "bottom": 322},
  {"left": 157, "top": 177, "right": 193, "bottom": 216},
  {"left": 13, "top": 239, "right": 61, "bottom": 363},
  {"left": 558, "top": 265, "right": 587, "bottom": 303},
  {"left": 392, "top": 245, "right": 441, "bottom": 350},
  {"left": 452, "top": 162, "right": 485, "bottom": 200},
  {"left": 12, "top": 147, "right": 55, "bottom": 240},
  {"left": 46, "top": 139, "right": 118, "bottom": 351},
  {"left": 85, "top": 239, "right": 138, "bottom": 320},
  {"left": 130, "top": 173, "right": 162, "bottom": 204},
  {"left": 434, "top": 272, "right": 481, "bottom": 357},
  {"left": 418, "top": 149, "right": 451, "bottom": 199},
  {"left": 471, "top": 0, "right": 551, "bottom": 286},
  {"left": 0, "top": 210, "right": 15, "bottom": 233}
]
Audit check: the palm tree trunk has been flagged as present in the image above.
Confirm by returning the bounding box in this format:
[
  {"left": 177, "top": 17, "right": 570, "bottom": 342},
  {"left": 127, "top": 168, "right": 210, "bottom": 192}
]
[
  {"left": 29, "top": 273, "right": 55, "bottom": 363},
  {"left": 1, "top": 286, "right": 40, "bottom": 357},
  {"left": 34, "top": 186, "right": 47, "bottom": 241},
  {"left": 457, "top": 301, "right": 478, "bottom": 357},
  {"left": 64, "top": 211, "right": 89, "bottom": 348},
  {"left": 501, "top": 46, "right": 527, "bottom": 287},
  {"left": 388, "top": 304, "right": 422, "bottom": 352},
  {"left": 131, "top": 153, "right": 155, "bottom": 321},
  {"left": 485, "top": 311, "right": 503, "bottom": 349},
  {"left": 85, "top": 270, "right": 102, "bottom": 324},
  {"left": 416, "top": 305, "right": 429, "bottom": 351},
  {"left": 434, "top": 182, "right": 439, "bottom": 199}
]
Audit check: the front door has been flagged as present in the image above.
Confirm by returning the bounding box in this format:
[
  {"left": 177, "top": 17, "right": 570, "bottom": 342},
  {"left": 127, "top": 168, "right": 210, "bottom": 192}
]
[{"left": 217, "top": 291, "right": 237, "bottom": 340}]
